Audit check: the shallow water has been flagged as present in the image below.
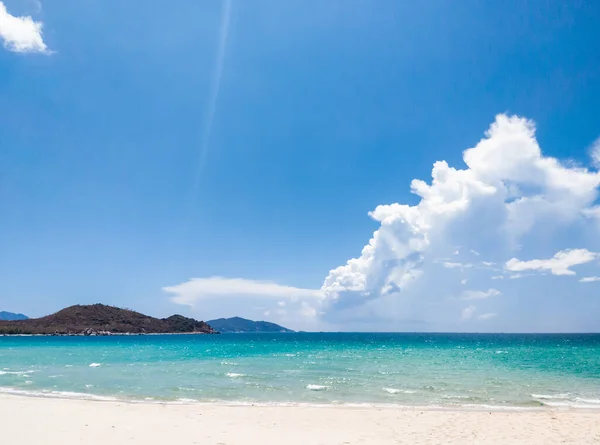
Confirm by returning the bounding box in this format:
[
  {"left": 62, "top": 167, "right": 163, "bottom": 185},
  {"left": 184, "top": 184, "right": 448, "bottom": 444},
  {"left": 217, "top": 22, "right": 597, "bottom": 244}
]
[{"left": 1, "top": 333, "right": 599, "bottom": 409}]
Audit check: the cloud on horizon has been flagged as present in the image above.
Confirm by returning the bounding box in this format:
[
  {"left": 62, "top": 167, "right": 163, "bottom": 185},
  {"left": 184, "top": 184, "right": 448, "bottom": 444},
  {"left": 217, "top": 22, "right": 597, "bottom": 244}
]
[
  {"left": 167, "top": 114, "right": 600, "bottom": 331},
  {"left": 0, "top": 1, "right": 48, "bottom": 53},
  {"left": 163, "top": 276, "right": 323, "bottom": 306}
]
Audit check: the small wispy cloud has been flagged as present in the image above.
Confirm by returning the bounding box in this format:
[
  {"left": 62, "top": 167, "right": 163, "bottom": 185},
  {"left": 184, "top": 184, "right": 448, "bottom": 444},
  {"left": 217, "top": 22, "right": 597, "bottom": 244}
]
[
  {"left": 590, "top": 137, "right": 600, "bottom": 169},
  {"left": 505, "top": 249, "right": 598, "bottom": 276},
  {"left": 579, "top": 276, "right": 600, "bottom": 283},
  {"left": 477, "top": 313, "right": 497, "bottom": 320},
  {"left": 461, "top": 288, "right": 501, "bottom": 300},
  {"left": 443, "top": 262, "right": 473, "bottom": 269},
  {"left": 461, "top": 305, "right": 476, "bottom": 321},
  {"left": 0, "top": 1, "right": 48, "bottom": 53}
]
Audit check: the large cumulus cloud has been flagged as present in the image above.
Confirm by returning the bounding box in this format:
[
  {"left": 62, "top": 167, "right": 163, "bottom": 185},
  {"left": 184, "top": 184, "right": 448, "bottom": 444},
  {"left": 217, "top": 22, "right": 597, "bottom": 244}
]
[{"left": 318, "top": 115, "right": 600, "bottom": 322}]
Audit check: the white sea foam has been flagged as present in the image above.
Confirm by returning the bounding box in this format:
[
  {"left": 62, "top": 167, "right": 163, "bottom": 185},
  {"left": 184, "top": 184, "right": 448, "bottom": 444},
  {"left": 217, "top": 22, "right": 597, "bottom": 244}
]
[
  {"left": 383, "top": 388, "right": 416, "bottom": 394},
  {"left": 306, "top": 384, "right": 329, "bottom": 391},
  {"left": 575, "top": 398, "right": 600, "bottom": 404},
  {"left": 226, "top": 373, "right": 245, "bottom": 378},
  {"left": 530, "top": 394, "right": 600, "bottom": 409},
  {"left": 0, "top": 387, "right": 117, "bottom": 401},
  {"left": 531, "top": 393, "right": 571, "bottom": 400},
  {"left": 88, "top": 363, "right": 101, "bottom": 368},
  {"left": 0, "top": 370, "right": 34, "bottom": 376},
  {"left": 542, "top": 400, "right": 600, "bottom": 409},
  {"left": 441, "top": 394, "right": 472, "bottom": 400}
]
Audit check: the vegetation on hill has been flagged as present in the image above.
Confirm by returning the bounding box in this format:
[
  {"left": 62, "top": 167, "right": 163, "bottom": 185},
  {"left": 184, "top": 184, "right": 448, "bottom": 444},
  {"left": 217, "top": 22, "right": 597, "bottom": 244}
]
[
  {"left": 0, "top": 311, "right": 29, "bottom": 321},
  {"left": 0, "top": 304, "right": 216, "bottom": 335},
  {"left": 206, "top": 316, "right": 294, "bottom": 333}
]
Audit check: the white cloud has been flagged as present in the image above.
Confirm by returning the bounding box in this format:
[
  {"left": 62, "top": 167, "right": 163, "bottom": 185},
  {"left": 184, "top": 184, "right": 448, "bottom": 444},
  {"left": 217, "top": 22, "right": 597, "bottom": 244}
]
[
  {"left": 461, "top": 305, "right": 476, "bottom": 321},
  {"left": 443, "top": 262, "right": 472, "bottom": 269},
  {"left": 300, "top": 302, "right": 318, "bottom": 318},
  {"left": 443, "top": 262, "right": 462, "bottom": 268},
  {"left": 590, "top": 137, "right": 600, "bottom": 169},
  {"left": 166, "top": 115, "right": 600, "bottom": 330},
  {"left": 477, "top": 313, "right": 497, "bottom": 320},
  {"left": 320, "top": 114, "right": 600, "bottom": 313},
  {"left": 579, "top": 276, "right": 600, "bottom": 283},
  {"left": 583, "top": 206, "right": 600, "bottom": 220},
  {"left": 164, "top": 276, "right": 323, "bottom": 307},
  {"left": 460, "top": 279, "right": 468, "bottom": 285},
  {"left": 461, "top": 288, "right": 501, "bottom": 300},
  {"left": 0, "top": 1, "right": 48, "bottom": 53},
  {"left": 470, "top": 249, "right": 480, "bottom": 256},
  {"left": 505, "top": 249, "right": 598, "bottom": 276}
]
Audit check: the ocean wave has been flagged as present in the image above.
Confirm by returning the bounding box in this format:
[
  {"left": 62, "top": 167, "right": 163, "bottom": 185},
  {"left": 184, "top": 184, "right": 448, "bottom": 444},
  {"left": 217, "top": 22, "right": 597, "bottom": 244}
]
[
  {"left": 383, "top": 388, "right": 416, "bottom": 394},
  {"left": 531, "top": 394, "right": 600, "bottom": 409},
  {"left": 575, "top": 398, "right": 600, "bottom": 404},
  {"left": 88, "top": 363, "right": 102, "bottom": 368},
  {"left": 441, "top": 394, "right": 474, "bottom": 400},
  {"left": 541, "top": 400, "right": 600, "bottom": 409},
  {"left": 531, "top": 393, "right": 571, "bottom": 400},
  {"left": 176, "top": 398, "right": 199, "bottom": 403},
  {"left": 226, "top": 373, "right": 246, "bottom": 378},
  {"left": 0, "top": 387, "right": 117, "bottom": 401},
  {"left": 306, "top": 384, "right": 329, "bottom": 391},
  {"left": 0, "top": 370, "right": 35, "bottom": 376}
]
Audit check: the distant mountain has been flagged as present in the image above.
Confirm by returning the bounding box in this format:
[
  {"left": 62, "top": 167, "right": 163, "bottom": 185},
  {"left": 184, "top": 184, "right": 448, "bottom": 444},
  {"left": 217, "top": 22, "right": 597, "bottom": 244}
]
[
  {"left": 0, "top": 304, "right": 216, "bottom": 335},
  {"left": 207, "top": 316, "right": 294, "bottom": 333},
  {"left": 0, "top": 311, "right": 29, "bottom": 321}
]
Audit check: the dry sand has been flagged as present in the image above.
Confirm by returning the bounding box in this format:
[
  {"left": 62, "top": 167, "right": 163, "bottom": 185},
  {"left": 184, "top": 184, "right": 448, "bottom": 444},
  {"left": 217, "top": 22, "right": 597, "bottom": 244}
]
[{"left": 1, "top": 394, "right": 599, "bottom": 444}]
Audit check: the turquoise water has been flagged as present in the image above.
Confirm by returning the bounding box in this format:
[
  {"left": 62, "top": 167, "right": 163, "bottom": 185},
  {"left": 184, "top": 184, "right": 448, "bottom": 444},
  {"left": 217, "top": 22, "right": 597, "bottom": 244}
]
[{"left": 1, "top": 333, "right": 599, "bottom": 409}]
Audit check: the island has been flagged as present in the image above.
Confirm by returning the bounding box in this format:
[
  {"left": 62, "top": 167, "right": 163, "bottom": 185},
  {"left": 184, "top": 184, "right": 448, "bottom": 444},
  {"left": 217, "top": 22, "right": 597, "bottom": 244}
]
[
  {"left": 0, "top": 304, "right": 216, "bottom": 335},
  {"left": 206, "top": 316, "right": 294, "bottom": 333},
  {"left": 0, "top": 311, "right": 29, "bottom": 321}
]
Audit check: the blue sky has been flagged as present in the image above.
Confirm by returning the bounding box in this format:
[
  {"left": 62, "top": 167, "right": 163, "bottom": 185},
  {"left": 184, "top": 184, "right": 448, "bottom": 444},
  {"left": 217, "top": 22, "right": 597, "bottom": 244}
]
[{"left": 1, "top": 0, "right": 599, "bottom": 331}]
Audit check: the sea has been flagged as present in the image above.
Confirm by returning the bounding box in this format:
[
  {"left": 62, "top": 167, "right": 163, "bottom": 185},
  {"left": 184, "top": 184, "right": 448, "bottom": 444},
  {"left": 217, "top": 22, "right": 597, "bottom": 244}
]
[{"left": 1, "top": 333, "right": 599, "bottom": 410}]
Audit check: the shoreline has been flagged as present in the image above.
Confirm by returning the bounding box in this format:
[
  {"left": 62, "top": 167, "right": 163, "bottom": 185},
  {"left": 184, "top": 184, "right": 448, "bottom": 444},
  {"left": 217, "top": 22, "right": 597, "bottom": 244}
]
[
  {"left": 2, "top": 393, "right": 599, "bottom": 444},
  {"left": 2, "top": 387, "right": 598, "bottom": 413}
]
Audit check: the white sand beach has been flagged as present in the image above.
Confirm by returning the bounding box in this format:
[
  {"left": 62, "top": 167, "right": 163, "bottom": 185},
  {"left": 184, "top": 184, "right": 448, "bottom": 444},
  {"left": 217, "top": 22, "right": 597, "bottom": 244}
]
[{"left": 1, "top": 394, "right": 599, "bottom": 445}]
